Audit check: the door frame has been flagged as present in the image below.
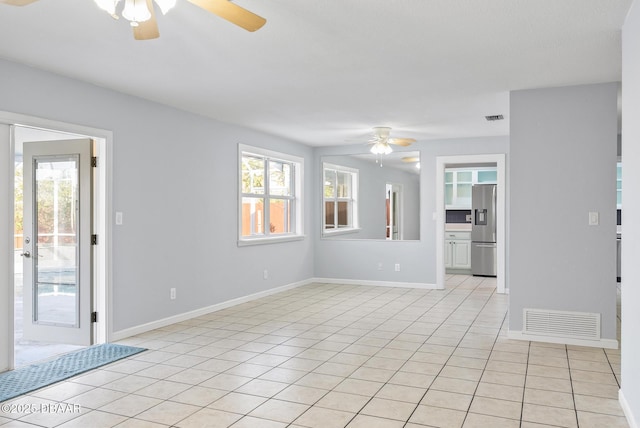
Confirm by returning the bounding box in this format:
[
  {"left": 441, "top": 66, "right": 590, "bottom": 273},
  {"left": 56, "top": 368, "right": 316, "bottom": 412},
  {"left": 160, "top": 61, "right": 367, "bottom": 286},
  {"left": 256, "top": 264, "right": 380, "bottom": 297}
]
[
  {"left": 385, "top": 182, "right": 403, "bottom": 240},
  {"left": 0, "top": 111, "right": 113, "bottom": 370},
  {"left": 435, "top": 154, "right": 506, "bottom": 293}
]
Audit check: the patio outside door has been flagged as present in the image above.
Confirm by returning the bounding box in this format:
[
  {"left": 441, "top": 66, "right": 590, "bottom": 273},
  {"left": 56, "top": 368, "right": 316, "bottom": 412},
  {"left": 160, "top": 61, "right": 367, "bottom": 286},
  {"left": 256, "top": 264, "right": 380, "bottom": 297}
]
[{"left": 21, "top": 139, "right": 93, "bottom": 346}]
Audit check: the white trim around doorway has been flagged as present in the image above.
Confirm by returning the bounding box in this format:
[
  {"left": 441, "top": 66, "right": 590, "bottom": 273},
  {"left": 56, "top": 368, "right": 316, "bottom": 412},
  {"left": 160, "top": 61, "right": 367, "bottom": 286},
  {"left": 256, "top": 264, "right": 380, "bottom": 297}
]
[
  {"left": 436, "top": 154, "right": 507, "bottom": 294},
  {"left": 0, "top": 111, "right": 113, "bottom": 370}
]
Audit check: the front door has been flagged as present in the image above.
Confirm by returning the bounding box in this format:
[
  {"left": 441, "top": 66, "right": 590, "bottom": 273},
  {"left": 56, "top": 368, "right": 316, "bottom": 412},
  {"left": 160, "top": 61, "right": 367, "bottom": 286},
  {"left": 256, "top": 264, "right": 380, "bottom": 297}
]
[{"left": 22, "top": 139, "right": 93, "bottom": 346}]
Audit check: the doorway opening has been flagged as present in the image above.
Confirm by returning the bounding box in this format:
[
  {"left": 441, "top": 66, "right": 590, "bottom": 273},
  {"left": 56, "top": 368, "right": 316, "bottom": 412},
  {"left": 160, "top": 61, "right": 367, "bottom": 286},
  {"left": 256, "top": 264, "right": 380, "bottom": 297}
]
[
  {"left": 8, "top": 122, "right": 110, "bottom": 369},
  {"left": 435, "top": 154, "right": 506, "bottom": 293},
  {"left": 386, "top": 183, "right": 402, "bottom": 240}
]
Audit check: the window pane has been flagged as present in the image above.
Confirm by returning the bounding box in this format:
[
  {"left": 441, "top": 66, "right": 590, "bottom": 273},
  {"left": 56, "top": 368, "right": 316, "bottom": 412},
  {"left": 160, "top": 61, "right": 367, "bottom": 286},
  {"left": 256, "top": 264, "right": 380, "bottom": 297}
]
[
  {"left": 241, "top": 156, "right": 265, "bottom": 194},
  {"left": 325, "top": 201, "right": 335, "bottom": 229},
  {"left": 269, "top": 199, "right": 291, "bottom": 234},
  {"left": 324, "top": 170, "right": 336, "bottom": 198},
  {"left": 337, "top": 201, "right": 350, "bottom": 228},
  {"left": 241, "top": 197, "right": 264, "bottom": 236},
  {"left": 270, "top": 161, "right": 292, "bottom": 196},
  {"left": 337, "top": 172, "right": 351, "bottom": 198}
]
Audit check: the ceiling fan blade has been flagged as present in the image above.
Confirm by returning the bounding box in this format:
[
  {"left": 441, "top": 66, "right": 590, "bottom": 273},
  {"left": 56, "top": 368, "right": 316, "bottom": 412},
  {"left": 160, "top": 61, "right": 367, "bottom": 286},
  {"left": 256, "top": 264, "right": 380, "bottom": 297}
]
[
  {"left": 133, "top": 0, "right": 160, "bottom": 40},
  {"left": 389, "top": 138, "right": 416, "bottom": 147},
  {"left": 186, "top": 0, "right": 266, "bottom": 32},
  {"left": 0, "top": 0, "right": 39, "bottom": 5},
  {"left": 401, "top": 156, "right": 420, "bottom": 163}
]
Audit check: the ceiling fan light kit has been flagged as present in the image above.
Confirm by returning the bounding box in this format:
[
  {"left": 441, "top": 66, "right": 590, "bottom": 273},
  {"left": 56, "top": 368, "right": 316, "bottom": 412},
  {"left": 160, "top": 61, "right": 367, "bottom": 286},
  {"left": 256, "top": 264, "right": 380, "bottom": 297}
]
[
  {"left": 366, "top": 126, "right": 416, "bottom": 156},
  {"left": 370, "top": 141, "right": 393, "bottom": 155},
  {"left": 95, "top": 0, "right": 175, "bottom": 26},
  {"left": 1, "top": 0, "right": 266, "bottom": 39}
]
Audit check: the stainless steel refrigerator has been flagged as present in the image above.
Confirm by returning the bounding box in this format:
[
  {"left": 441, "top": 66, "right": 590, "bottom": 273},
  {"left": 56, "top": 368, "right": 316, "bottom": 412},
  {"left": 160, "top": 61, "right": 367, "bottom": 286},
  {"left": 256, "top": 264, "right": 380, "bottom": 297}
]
[{"left": 471, "top": 184, "right": 497, "bottom": 276}]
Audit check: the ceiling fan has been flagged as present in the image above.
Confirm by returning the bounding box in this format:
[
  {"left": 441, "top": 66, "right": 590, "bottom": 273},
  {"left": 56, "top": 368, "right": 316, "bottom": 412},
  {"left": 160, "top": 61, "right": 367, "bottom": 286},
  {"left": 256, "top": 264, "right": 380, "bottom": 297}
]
[
  {"left": 367, "top": 127, "right": 416, "bottom": 155},
  {"left": 0, "top": 0, "right": 266, "bottom": 40}
]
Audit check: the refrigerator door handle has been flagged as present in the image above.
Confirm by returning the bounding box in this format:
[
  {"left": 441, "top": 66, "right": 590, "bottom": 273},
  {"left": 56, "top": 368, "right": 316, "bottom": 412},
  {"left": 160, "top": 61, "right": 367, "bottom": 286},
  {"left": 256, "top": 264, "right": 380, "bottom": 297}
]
[{"left": 492, "top": 185, "right": 497, "bottom": 242}]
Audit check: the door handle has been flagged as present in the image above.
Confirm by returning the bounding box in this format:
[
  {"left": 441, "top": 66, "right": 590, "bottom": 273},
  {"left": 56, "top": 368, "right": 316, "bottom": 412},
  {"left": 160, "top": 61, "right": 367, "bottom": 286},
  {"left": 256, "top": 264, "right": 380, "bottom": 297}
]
[{"left": 20, "top": 251, "right": 31, "bottom": 258}]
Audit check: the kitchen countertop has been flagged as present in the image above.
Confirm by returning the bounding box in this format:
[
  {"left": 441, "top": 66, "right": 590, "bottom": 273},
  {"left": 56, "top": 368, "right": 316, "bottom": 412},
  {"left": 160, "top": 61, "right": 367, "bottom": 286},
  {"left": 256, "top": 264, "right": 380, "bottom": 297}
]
[{"left": 445, "top": 223, "right": 472, "bottom": 232}]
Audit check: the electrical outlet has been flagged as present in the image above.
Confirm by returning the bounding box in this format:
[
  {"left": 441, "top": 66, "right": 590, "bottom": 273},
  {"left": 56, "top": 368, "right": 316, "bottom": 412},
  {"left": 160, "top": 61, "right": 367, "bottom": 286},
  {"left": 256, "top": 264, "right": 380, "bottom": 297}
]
[
  {"left": 377, "top": 262, "right": 383, "bottom": 271},
  {"left": 115, "top": 211, "right": 123, "bottom": 225},
  {"left": 263, "top": 269, "right": 269, "bottom": 280},
  {"left": 588, "top": 211, "right": 599, "bottom": 226},
  {"left": 395, "top": 263, "right": 400, "bottom": 272},
  {"left": 170, "top": 288, "right": 176, "bottom": 300}
]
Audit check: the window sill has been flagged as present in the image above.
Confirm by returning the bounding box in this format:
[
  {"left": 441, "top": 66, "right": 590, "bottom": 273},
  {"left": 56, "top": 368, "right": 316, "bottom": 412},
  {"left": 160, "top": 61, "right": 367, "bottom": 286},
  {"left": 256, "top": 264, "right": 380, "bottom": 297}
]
[
  {"left": 238, "top": 234, "right": 306, "bottom": 247},
  {"left": 322, "top": 228, "right": 361, "bottom": 238}
]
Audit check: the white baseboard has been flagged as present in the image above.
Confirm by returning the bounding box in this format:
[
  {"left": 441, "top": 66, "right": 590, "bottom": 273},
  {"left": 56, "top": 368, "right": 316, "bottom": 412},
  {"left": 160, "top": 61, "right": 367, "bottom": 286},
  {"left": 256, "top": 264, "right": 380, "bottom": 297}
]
[
  {"left": 620, "top": 389, "right": 638, "bottom": 428},
  {"left": 312, "top": 277, "right": 439, "bottom": 290},
  {"left": 507, "top": 330, "right": 619, "bottom": 349},
  {"left": 110, "top": 278, "right": 313, "bottom": 342}
]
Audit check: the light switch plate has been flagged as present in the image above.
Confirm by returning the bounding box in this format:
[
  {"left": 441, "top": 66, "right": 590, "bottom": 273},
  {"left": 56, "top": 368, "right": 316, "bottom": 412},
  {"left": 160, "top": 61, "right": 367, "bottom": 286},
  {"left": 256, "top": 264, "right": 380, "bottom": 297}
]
[
  {"left": 115, "top": 212, "right": 123, "bottom": 225},
  {"left": 588, "top": 211, "right": 599, "bottom": 226}
]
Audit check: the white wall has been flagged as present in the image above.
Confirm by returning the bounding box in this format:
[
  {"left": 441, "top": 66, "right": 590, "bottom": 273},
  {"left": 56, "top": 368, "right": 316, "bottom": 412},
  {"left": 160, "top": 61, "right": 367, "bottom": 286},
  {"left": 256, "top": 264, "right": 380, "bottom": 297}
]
[
  {"left": 509, "top": 83, "right": 618, "bottom": 344},
  {"left": 620, "top": 1, "right": 640, "bottom": 425},
  {"left": 0, "top": 59, "right": 314, "bottom": 334},
  {"left": 314, "top": 137, "right": 508, "bottom": 284}
]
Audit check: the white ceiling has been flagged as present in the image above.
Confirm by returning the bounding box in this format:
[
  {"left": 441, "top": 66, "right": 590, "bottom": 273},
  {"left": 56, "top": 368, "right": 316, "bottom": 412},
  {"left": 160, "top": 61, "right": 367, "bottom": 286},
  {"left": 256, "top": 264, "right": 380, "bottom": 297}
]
[{"left": 0, "top": 0, "right": 632, "bottom": 146}]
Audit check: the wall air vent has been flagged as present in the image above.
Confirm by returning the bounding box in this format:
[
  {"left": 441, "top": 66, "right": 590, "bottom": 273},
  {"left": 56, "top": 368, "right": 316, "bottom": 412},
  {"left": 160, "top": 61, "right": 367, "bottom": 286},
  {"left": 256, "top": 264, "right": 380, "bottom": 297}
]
[
  {"left": 485, "top": 115, "right": 504, "bottom": 121},
  {"left": 523, "top": 308, "right": 600, "bottom": 341}
]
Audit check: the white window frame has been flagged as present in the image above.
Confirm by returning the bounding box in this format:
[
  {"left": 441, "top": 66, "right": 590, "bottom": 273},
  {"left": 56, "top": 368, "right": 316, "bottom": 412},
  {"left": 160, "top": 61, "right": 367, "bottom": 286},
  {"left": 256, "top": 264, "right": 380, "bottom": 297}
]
[
  {"left": 238, "top": 144, "right": 304, "bottom": 246},
  {"left": 322, "top": 163, "right": 359, "bottom": 237}
]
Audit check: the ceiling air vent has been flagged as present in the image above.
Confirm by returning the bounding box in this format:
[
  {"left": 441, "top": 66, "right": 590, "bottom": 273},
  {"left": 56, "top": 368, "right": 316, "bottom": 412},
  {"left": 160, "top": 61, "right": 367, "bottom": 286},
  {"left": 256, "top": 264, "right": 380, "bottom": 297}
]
[{"left": 485, "top": 115, "right": 504, "bottom": 121}]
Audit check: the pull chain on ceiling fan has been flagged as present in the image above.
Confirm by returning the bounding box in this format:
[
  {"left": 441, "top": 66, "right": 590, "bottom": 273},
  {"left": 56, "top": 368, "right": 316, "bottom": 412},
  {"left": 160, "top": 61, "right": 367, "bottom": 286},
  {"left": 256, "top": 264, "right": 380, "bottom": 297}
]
[{"left": 0, "top": 0, "right": 267, "bottom": 40}]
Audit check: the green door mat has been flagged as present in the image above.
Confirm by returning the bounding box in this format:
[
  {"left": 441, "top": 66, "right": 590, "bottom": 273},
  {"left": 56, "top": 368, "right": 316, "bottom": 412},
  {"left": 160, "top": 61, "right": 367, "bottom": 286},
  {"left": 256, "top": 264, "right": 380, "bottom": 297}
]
[{"left": 0, "top": 343, "right": 146, "bottom": 402}]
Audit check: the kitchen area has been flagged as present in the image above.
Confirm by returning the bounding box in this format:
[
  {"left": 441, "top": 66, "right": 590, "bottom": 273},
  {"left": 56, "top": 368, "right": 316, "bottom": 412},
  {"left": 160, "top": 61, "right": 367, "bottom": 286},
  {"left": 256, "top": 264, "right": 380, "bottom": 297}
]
[
  {"left": 445, "top": 162, "right": 622, "bottom": 282},
  {"left": 444, "top": 165, "right": 498, "bottom": 277}
]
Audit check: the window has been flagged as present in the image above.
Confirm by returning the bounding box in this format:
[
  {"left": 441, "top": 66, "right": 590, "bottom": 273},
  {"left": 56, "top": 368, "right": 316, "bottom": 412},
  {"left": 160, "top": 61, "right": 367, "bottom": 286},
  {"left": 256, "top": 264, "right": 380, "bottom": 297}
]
[
  {"left": 239, "top": 145, "right": 303, "bottom": 244},
  {"left": 323, "top": 163, "right": 358, "bottom": 234}
]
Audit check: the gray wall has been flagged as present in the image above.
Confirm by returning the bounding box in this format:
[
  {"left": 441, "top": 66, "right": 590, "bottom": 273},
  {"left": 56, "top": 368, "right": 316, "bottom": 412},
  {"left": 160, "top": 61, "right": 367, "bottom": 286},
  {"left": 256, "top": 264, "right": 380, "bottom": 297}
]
[
  {"left": 621, "top": 0, "right": 640, "bottom": 422},
  {"left": 509, "top": 83, "right": 618, "bottom": 340},
  {"left": 0, "top": 125, "right": 10, "bottom": 371},
  {"left": 322, "top": 154, "right": 420, "bottom": 240},
  {"left": 314, "top": 138, "right": 508, "bottom": 284},
  {"left": 0, "top": 59, "right": 314, "bottom": 333}
]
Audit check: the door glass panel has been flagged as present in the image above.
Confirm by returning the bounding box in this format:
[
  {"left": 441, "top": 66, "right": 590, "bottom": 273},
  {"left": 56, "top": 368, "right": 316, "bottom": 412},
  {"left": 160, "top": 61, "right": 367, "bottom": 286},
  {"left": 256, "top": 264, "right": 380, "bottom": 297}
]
[{"left": 34, "top": 156, "right": 79, "bottom": 327}]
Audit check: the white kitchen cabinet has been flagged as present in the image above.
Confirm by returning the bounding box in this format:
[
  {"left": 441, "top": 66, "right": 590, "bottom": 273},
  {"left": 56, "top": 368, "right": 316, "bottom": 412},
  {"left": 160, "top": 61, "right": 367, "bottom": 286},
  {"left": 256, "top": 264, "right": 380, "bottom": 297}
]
[
  {"left": 444, "top": 232, "right": 471, "bottom": 271},
  {"left": 445, "top": 167, "right": 497, "bottom": 209}
]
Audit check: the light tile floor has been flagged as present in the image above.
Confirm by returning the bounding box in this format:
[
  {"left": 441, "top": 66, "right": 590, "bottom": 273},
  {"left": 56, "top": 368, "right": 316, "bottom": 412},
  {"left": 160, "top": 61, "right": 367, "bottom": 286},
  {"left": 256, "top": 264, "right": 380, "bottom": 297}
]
[{"left": 0, "top": 275, "right": 627, "bottom": 427}]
